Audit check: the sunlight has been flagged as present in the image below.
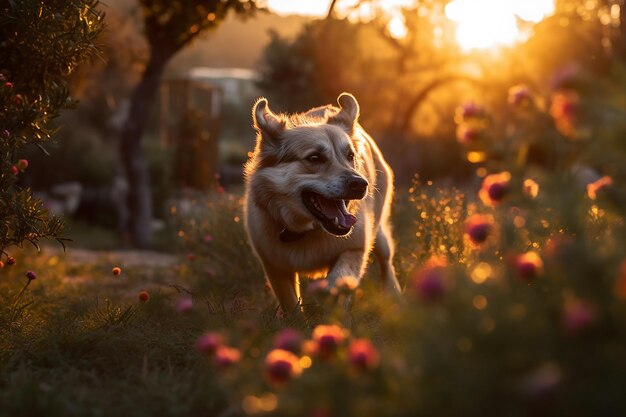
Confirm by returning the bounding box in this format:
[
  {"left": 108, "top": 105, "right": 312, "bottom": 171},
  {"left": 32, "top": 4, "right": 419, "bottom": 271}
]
[
  {"left": 445, "top": 0, "right": 555, "bottom": 51},
  {"left": 265, "top": 0, "right": 330, "bottom": 16}
]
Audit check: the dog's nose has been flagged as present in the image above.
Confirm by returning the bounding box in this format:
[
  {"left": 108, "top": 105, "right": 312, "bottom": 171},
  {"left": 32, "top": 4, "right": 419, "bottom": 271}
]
[{"left": 347, "top": 175, "right": 368, "bottom": 197}]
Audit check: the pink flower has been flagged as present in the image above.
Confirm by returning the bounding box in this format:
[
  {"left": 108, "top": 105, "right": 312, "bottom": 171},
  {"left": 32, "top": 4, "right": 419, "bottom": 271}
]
[
  {"left": 195, "top": 332, "right": 223, "bottom": 355},
  {"left": 348, "top": 339, "right": 380, "bottom": 372},
  {"left": 412, "top": 257, "right": 449, "bottom": 302},
  {"left": 25, "top": 271, "right": 37, "bottom": 280},
  {"left": 175, "top": 297, "right": 193, "bottom": 313},
  {"left": 11, "top": 165, "right": 18, "bottom": 175},
  {"left": 464, "top": 214, "right": 493, "bottom": 245},
  {"left": 273, "top": 328, "right": 302, "bottom": 354},
  {"left": 508, "top": 85, "right": 533, "bottom": 107},
  {"left": 311, "top": 325, "right": 347, "bottom": 359},
  {"left": 3, "top": 82, "right": 13, "bottom": 89},
  {"left": 455, "top": 102, "right": 486, "bottom": 122},
  {"left": 515, "top": 251, "right": 543, "bottom": 281},
  {"left": 203, "top": 234, "right": 213, "bottom": 243},
  {"left": 455, "top": 123, "right": 482, "bottom": 145},
  {"left": 563, "top": 298, "right": 595, "bottom": 334},
  {"left": 265, "top": 349, "right": 302, "bottom": 384},
  {"left": 479, "top": 172, "right": 511, "bottom": 206},
  {"left": 213, "top": 346, "right": 241, "bottom": 369}
]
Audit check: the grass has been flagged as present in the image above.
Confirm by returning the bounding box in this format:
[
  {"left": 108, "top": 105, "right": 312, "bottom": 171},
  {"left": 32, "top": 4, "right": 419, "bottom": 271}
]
[{"left": 1, "top": 181, "right": 626, "bottom": 417}]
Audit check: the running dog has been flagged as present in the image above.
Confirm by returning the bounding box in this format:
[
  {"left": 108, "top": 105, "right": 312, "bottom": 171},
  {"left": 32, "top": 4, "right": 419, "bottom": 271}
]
[{"left": 244, "top": 93, "right": 401, "bottom": 312}]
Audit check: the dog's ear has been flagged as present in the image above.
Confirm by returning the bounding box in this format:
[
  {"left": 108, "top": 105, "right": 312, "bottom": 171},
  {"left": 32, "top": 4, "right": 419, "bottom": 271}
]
[
  {"left": 253, "top": 98, "right": 285, "bottom": 144},
  {"left": 328, "top": 93, "right": 360, "bottom": 132}
]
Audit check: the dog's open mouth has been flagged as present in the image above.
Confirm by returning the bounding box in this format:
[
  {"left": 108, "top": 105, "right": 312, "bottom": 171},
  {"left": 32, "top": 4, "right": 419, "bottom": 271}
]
[{"left": 302, "top": 190, "right": 357, "bottom": 236}]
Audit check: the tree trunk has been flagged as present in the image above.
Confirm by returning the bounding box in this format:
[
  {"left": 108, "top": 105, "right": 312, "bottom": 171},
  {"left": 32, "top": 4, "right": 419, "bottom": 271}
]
[{"left": 119, "top": 52, "right": 168, "bottom": 248}]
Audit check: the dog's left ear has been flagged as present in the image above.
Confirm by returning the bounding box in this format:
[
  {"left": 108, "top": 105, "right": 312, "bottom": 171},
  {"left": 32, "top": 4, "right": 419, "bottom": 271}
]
[
  {"left": 329, "top": 93, "right": 360, "bottom": 132},
  {"left": 253, "top": 97, "right": 285, "bottom": 144}
]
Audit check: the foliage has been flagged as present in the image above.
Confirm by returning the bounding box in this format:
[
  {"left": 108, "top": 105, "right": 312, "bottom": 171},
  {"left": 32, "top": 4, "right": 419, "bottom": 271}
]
[{"left": 0, "top": 0, "right": 104, "bottom": 254}]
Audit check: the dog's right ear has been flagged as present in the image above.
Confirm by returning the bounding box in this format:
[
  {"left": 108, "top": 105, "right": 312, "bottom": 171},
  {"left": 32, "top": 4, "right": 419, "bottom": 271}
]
[{"left": 253, "top": 98, "right": 285, "bottom": 144}]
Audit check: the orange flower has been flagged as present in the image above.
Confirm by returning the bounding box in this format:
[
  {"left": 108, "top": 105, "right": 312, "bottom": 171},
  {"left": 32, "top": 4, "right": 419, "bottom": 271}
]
[
  {"left": 348, "top": 339, "right": 380, "bottom": 372},
  {"left": 138, "top": 291, "right": 150, "bottom": 302},
  {"left": 213, "top": 346, "right": 241, "bottom": 369},
  {"left": 515, "top": 251, "right": 544, "bottom": 281},
  {"left": 479, "top": 172, "right": 511, "bottom": 206},
  {"left": 112, "top": 267, "right": 122, "bottom": 276},
  {"left": 311, "top": 325, "right": 347, "bottom": 359},
  {"left": 265, "top": 349, "right": 302, "bottom": 384},
  {"left": 464, "top": 214, "right": 493, "bottom": 245},
  {"left": 550, "top": 90, "right": 579, "bottom": 138},
  {"left": 586, "top": 176, "right": 613, "bottom": 200}
]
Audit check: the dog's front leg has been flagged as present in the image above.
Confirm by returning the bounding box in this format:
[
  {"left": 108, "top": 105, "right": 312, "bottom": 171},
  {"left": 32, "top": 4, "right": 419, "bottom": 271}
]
[
  {"left": 264, "top": 264, "right": 301, "bottom": 314},
  {"left": 326, "top": 249, "right": 368, "bottom": 289}
]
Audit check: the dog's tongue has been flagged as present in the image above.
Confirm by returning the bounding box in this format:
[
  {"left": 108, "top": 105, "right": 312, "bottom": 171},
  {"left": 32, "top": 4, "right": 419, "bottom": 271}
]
[{"left": 318, "top": 197, "right": 357, "bottom": 228}]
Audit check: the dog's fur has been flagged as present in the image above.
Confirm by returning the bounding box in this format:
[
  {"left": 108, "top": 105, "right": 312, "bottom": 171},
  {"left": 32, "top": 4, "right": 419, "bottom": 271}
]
[{"left": 244, "top": 93, "right": 401, "bottom": 312}]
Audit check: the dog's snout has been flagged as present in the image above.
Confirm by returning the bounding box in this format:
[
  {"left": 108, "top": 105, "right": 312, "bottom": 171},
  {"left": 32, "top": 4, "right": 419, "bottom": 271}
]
[{"left": 347, "top": 175, "right": 368, "bottom": 198}]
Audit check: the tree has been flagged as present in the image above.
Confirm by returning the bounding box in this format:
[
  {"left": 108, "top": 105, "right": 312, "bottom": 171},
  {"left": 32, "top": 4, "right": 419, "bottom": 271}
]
[
  {"left": 121, "top": 0, "right": 258, "bottom": 248},
  {"left": 0, "top": 0, "right": 104, "bottom": 255}
]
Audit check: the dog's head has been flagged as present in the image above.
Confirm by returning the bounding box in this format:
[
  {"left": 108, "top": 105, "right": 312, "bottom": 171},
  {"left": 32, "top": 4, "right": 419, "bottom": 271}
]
[{"left": 246, "top": 93, "right": 370, "bottom": 237}]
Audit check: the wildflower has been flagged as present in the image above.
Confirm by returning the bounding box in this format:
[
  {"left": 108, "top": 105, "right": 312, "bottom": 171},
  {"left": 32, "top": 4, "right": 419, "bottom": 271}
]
[
  {"left": 455, "top": 123, "right": 482, "bottom": 145},
  {"left": 455, "top": 101, "right": 485, "bottom": 123},
  {"left": 508, "top": 85, "right": 533, "bottom": 107},
  {"left": 479, "top": 172, "right": 511, "bottom": 206},
  {"left": 213, "top": 346, "right": 241, "bottom": 369},
  {"left": 11, "top": 165, "right": 18, "bottom": 175},
  {"left": 12, "top": 94, "right": 23, "bottom": 105},
  {"left": 3, "top": 82, "right": 13, "bottom": 89},
  {"left": 6, "top": 256, "right": 16, "bottom": 266},
  {"left": 112, "top": 267, "right": 122, "bottom": 276},
  {"left": 25, "top": 271, "right": 37, "bottom": 281},
  {"left": 563, "top": 297, "right": 595, "bottom": 334},
  {"left": 2, "top": 130, "right": 10, "bottom": 138},
  {"left": 586, "top": 176, "right": 613, "bottom": 200},
  {"left": 175, "top": 297, "right": 193, "bottom": 313},
  {"left": 187, "top": 253, "right": 195, "bottom": 261},
  {"left": 265, "top": 349, "right": 302, "bottom": 384},
  {"left": 464, "top": 214, "right": 492, "bottom": 245},
  {"left": 0, "top": 261, "right": 4, "bottom": 268},
  {"left": 550, "top": 90, "right": 579, "bottom": 138},
  {"left": 138, "top": 291, "right": 150, "bottom": 302},
  {"left": 515, "top": 251, "right": 543, "bottom": 281},
  {"left": 523, "top": 179, "right": 540, "bottom": 199},
  {"left": 412, "top": 256, "right": 449, "bottom": 301},
  {"left": 348, "top": 339, "right": 380, "bottom": 372},
  {"left": 311, "top": 324, "right": 347, "bottom": 359},
  {"left": 203, "top": 234, "right": 213, "bottom": 243},
  {"left": 307, "top": 279, "right": 328, "bottom": 296},
  {"left": 17, "top": 159, "right": 28, "bottom": 170},
  {"left": 331, "top": 276, "right": 358, "bottom": 295},
  {"left": 273, "top": 328, "right": 302, "bottom": 354},
  {"left": 195, "top": 332, "right": 223, "bottom": 355}
]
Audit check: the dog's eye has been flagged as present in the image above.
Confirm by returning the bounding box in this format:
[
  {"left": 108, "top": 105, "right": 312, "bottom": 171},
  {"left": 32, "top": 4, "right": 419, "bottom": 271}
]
[
  {"left": 307, "top": 153, "right": 323, "bottom": 163},
  {"left": 347, "top": 150, "right": 355, "bottom": 161}
]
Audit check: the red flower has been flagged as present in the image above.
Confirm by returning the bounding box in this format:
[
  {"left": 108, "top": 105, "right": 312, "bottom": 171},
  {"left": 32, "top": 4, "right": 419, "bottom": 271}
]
[
  {"left": 311, "top": 325, "right": 347, "bottom": 359},
  {"left": 411, "top": 257, "right": 449, "bottom": 302},
  {"left": 6, "top": 256, "right": 16, "bottom": 266},
  {"left": 213, "top": 346, "right": 241, "bottom": 369},
  {"left": 0, "top": 261, "right": 4, "bottom": 268},
  {"left": 265, "top": 349, "right": 302, "bottom": 384},
  {"left": 138, "top": 291, "right": 150, "bottom": 302},
  {"left": 550, "top": 90, "right": 579, "bottom": 138},
  {"left": 11, "top": 165, "right": 18, "bottom": 176},
  {"left": 3, "top": 82, "right": 13, "bottom": 89},
  {"left": 348, "top": 339, "right": 380, "bottom": 372},
  {"left": 464, "top": 214, "right": 493, "bottom": 245},
  {"left": 112, "top": 267, "right": 122, "bottom": 276},
  {"left": 17, "top": 159, "right": 28, "bottom": 170},
  {"left": 195, "top": 332, "right": 223, "bottom": 355},
  {"left": 479, "top": 172, "right": 511, "bottom": 206},
  {"left": 515, "top": 251, "right": 543, "bottom": 281},
  {"left": 273, "top": 328, "right": 302, "bottom": 354}
]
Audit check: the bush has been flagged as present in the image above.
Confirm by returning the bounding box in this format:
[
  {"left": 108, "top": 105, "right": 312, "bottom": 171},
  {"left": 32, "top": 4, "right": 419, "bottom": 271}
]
[{"left": 0, "top": 0, "right": 104, "bottom": 253}]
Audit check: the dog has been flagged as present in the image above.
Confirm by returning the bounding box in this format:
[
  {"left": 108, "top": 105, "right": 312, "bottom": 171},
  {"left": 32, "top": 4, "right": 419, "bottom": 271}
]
[{"left": 244, "top": 93, "right": 401, "bottom": 312}]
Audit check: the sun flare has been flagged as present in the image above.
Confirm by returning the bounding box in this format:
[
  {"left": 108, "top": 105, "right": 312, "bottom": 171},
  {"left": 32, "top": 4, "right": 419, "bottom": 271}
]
[{"left": 445, "top": 0, "right": 555, "bottom": 51}]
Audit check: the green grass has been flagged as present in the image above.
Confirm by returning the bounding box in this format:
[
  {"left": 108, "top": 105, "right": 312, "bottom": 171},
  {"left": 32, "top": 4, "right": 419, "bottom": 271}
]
[{"left": 1, "top": 182, "right": 626, "bottom": 417}]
